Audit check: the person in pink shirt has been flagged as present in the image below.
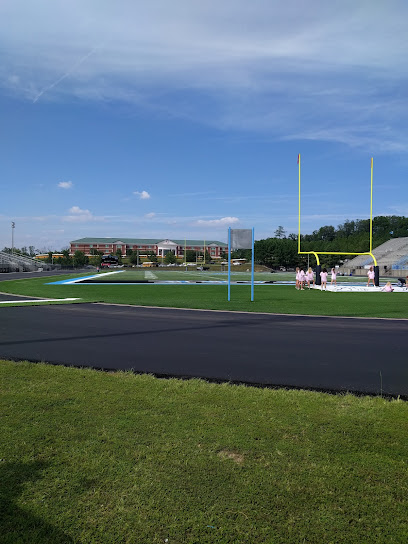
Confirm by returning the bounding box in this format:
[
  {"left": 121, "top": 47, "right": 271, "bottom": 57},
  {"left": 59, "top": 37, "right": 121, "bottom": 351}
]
[
  {"left": 320, "top": 268, "right": 328, "bottom": 290},
  {"left": 299, "top": 267, "right": 306, "bottom": 290},
  {"left": 295, "top": 267, "right": 300, "bottom": 290},
  {"left": 381, "top": 282, "right": 394, "bottom": 292},
  {"left": 366, "top": 266, "right": 375, "bottom": 287},
  {"left": 306, "top": 267, "right": 315, "bottom": 289},
  {"left": 331, "top": 267, "right": 337, "bottom": 286}
]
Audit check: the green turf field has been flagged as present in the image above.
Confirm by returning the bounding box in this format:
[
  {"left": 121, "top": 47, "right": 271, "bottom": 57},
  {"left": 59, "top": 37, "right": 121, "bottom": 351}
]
[
  {"left": 0, "top": 272, "right": 407, "bottom": 318},
  {"left": 1, "top": 360, "right": 407, "bottom": 544}
]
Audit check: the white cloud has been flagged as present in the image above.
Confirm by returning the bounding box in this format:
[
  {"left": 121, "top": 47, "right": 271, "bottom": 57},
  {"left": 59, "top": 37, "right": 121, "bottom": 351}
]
[
  {"left": 58, "top": 180, "right": 73, "bottom": 189},
  {"left": 134, "top": 190, "right": 151, "bottom": 200},
  {"left": 1, "top": 2, "right": 408, "bottom": 150},
  {"left": 145, "top": 212, "right": 156, "bottom": 218},
  {"left": 63, "top": 205, "right": 103, "bottom": 222},
  {"left": 196, "top": 216, "right": 239, "bottom": 227},
  {"left": 69, "top": 206, "right": 86, "bottom": 214}
]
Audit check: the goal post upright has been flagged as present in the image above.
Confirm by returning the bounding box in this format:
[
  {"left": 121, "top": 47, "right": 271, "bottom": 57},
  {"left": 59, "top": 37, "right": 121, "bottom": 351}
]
[
  {"left": 298, "top": 153, "right": 321, "bottom": 284},
  {"left": 298, "top": 153, "right": 301, "bottom": 256},
  {"left": 298, "top": 155, "right": 379, "bottom": 286},
  {"left": 371, "top": 157, "right": 380, "bottom": 286}
]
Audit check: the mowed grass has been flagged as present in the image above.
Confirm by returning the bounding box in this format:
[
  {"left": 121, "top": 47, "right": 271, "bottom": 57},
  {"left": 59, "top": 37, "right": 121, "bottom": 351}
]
[
  {"left": 1, "top": 360, "right": 407, "bottom": 544},
  {"left": 0, "top": 272, "right": 408, "bottom": 318}
]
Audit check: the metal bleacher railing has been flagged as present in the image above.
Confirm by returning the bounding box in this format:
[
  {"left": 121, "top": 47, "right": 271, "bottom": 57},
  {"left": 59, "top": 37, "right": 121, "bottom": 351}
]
[{"left": 0, "top": 250, "right": 52, "bottom": 272}]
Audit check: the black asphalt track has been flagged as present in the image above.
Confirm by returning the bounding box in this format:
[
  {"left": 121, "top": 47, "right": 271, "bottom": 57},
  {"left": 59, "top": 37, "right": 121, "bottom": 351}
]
[
  {"left": 0, "top": 293, "right": 42, "bottom": 301},
  {"left": 1, "top": 303, "right": 407, "bottom": 397}
]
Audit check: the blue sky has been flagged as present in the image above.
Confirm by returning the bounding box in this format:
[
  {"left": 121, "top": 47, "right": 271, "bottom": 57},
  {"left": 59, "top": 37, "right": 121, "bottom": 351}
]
[{"left": 1, "top": 0, "right": 408, "bottom": 251}]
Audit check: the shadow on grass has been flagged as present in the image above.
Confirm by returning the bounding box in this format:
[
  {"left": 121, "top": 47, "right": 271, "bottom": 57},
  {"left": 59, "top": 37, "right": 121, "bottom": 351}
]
[{"left": 0, "top": 460, "right": 74, "bottom": 543}]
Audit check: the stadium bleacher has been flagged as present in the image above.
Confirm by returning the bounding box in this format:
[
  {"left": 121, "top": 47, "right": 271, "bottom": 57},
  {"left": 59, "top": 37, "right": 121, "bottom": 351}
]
[
  {"left": 341, "top": 237, "right": 408, "bottom": 276},
  {"left": 0, "top": 250, "right": 52, "bottom": 272}
]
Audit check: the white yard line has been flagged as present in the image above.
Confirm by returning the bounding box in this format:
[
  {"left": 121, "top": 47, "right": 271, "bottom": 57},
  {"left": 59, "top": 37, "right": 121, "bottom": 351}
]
[
  {"left": 64, "top": 270, "right": 124, "bottom": 284},
  {"left": 144, "top": 270, "right": 158, "bottom": 280}
]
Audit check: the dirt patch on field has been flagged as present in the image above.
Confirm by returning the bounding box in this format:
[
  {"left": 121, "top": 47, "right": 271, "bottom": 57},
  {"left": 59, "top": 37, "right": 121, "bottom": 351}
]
[{"left": 218, "top": 449, "right": 244, "bottom": 464}]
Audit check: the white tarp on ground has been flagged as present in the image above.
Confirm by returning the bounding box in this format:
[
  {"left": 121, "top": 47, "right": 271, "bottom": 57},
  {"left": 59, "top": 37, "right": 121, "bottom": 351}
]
[{"left": 311, "top": 285, "right": 408, "bottom": 293}]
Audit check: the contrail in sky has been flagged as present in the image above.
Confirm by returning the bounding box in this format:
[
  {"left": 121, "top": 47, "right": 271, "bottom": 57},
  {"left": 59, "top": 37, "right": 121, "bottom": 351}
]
[{"left": 32, "top": 47, "right": 98, "bottom": 103}]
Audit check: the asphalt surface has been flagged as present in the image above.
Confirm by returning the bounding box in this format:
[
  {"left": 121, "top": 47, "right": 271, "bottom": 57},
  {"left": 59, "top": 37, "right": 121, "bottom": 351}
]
[
  {"left": 0, "top": 293, "right": 42, "bottom": 301},
  {"left": 1, "top": 303, "right": 407, "bottom": 397}
]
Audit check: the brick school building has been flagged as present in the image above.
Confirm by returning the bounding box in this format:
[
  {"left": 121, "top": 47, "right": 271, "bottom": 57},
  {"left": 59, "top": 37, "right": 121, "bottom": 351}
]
[{"left": 70, "top": 238, "right": 228, "bottom": 259}]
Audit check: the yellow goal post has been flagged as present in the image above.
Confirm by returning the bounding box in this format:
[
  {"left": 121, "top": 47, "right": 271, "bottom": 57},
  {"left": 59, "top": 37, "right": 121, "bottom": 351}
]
[{"left": 297, "top": 155, "right": 379, "bottom": 285}]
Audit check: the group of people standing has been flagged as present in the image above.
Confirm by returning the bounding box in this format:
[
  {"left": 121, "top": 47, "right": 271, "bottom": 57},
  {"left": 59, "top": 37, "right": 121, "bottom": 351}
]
[
  {"left": 295, "top": 267, "right": 337, "bottom": 290},
  {"left": 296, "top": 265, "right": 394, "bottom": 292}
]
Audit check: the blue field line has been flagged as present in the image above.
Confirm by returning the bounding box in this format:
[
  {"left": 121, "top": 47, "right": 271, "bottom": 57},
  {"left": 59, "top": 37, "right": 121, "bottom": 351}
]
[{"left": 46, "top": 275, "right": 100, "bottom": 285}]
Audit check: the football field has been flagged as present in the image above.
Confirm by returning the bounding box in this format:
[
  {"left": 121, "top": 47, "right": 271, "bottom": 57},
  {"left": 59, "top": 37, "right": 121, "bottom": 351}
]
[{"left": 49, "top": 268, "right": 395, "bottom": 285}]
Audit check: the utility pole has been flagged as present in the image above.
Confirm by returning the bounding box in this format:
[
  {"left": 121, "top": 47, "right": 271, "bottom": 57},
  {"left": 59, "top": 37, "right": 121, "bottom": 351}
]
[{"left": 11, "top": 222, "right": 15, "bottom": 254}]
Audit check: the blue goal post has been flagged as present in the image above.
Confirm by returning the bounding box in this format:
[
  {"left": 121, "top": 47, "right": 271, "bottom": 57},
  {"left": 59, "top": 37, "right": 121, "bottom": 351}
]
[{"left": 228, "top": 227, "right": 255, "bottom": 302}]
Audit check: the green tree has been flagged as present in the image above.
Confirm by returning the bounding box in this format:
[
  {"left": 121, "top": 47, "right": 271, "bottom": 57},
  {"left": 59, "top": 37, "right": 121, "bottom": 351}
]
[
  {"left": 164, "top": 252, "right": 177, "bottom": 264},
  {"left": 274, "top": 226, "right": 286, "bottom": 239},
  {"left": 89, "top": 249, "right": 103, "bottom": 266},
  {"left": 129, "top": 250, "right": 139, "bottom": 265},
  {"left": 73, "top": 250, "right": 88, "bottom": 267},
  {"left": 185, "top": 250, "right": 196, "bottom": 262},
  {"left": 147, "top": 251, "right": 158, "bottom": 263},
  {"left": 115, "top": 248, "right": 123, "bottom": 264},
  {"left": 57, "top": 249, "right": 73, "bottom": 267}
]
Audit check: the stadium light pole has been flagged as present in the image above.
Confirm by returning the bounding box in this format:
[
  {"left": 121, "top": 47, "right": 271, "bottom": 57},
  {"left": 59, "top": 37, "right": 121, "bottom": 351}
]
[{"left": 11, "top": 221, "right": 15, "bottom": 254}]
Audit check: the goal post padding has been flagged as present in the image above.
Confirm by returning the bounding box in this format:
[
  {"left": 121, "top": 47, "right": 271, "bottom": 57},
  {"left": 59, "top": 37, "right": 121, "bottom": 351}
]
[
  {"left": 315, "top": 265, "right": 321, "bottom": 286},
  {"left": 375, "top": 265, "right": 379, "bottom": 287}
]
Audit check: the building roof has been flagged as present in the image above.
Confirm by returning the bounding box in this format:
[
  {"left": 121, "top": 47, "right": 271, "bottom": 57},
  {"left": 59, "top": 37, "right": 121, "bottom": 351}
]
[{"left": 70, "top": 237, "right": 227, "bottom": 246}]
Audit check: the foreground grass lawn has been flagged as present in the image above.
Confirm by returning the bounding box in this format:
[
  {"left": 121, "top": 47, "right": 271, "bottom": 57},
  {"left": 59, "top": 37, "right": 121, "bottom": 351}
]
[
  {"left": 1, "top": 360, "right": 407, "bottom": 543},
  {"left": 1, "top": 273, "right": 408, "bottom": 318}
]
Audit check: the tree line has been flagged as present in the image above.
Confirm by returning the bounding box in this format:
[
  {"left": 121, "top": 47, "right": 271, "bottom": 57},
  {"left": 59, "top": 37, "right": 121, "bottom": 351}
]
[{"left": 4, "top": 214, "right": 406, "bottom": 270}]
